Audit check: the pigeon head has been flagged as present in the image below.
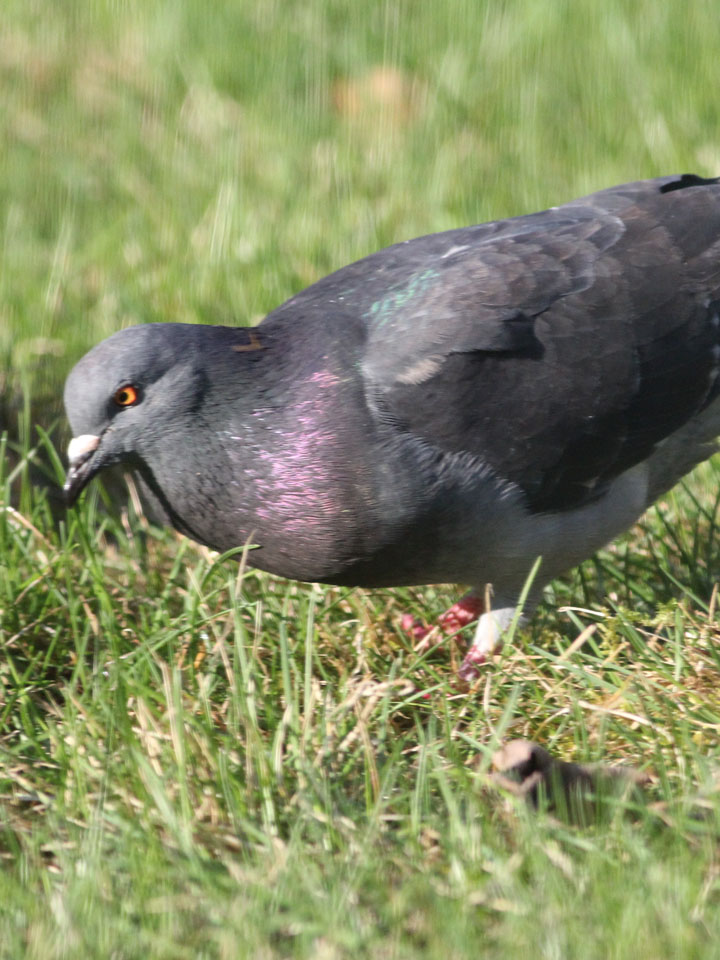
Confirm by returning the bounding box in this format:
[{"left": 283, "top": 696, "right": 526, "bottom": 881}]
[{"left": 63, "top": 323, "right": 217, "bottom": 505}]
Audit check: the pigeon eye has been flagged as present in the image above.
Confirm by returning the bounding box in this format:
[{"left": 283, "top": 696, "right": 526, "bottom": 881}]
[{"left": 113, "top": 385, "right": 139, "bottom": 407}]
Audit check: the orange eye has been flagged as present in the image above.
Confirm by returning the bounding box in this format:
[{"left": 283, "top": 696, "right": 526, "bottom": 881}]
[{"left": 113, "top": 385, "right": 139, "bottom": 407}]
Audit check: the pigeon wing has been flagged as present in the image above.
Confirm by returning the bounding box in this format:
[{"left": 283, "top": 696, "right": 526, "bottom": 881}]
[{"left": 358, "top": 176, "right": 720, "bottom": 511}]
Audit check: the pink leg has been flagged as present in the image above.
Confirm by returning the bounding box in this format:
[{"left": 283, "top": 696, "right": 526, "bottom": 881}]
[
  {"left": 457, "top": 646, "right": 487, "bottom": 683},
  {"left": 401, "top": 593, "right": 484, "bottom": 651}
]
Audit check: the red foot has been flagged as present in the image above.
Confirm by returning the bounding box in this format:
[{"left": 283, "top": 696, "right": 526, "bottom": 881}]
[
  {"left": 437, "top": 596, "right": 484, "bottom": 633},
  {"left": 401, "top": 613, "right": 433, "bottom": 643},
  {"left": 401, "top": 596, "right": 494, "bottom": 688},
  {"left": 457, "top": 647, "right": 487, "bottom": 683},
  {"left": 401, "top": 595, "right": 485, "bottom": 654}
]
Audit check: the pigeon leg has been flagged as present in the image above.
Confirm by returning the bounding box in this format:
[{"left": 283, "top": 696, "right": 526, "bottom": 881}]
[
  {"left": 401, "top": 592, "right": 484, "bottom": 651},
  {"left": 458, "top": 606, "right": 518, "bottom": 682}
]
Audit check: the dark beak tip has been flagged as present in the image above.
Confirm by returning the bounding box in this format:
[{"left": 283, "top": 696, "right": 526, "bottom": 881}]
[
  {"left": 62, "top": 466, "right": 89, "bottom": 507},
  {"left": 63, "top": 483, "right": 79, "bottom": 508}
]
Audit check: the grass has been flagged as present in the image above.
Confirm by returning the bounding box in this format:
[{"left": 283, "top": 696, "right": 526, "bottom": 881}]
[{"left": 3, "top": 0, "right": 720, "bottom": 956}]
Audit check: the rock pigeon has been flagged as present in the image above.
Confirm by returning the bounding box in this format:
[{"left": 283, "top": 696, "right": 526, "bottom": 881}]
[{"left": 63, "top": 174, "right": 720, "bottom": 680}]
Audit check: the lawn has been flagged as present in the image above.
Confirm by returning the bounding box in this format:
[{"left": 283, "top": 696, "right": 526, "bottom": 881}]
[{"left": 3, "top": 0, "right": 720, "bottom": 956}]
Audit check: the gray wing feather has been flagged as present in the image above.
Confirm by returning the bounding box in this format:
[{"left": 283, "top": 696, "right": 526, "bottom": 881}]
[
  {"left": 358, "top": 177, "right": 720, "bottom": 511},
  {"left": 362, "top": 203, "right": 626, "bottom": 387}
]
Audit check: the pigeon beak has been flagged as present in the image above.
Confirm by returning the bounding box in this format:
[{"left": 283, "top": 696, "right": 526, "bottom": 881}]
[{"left": 63, "top": 434, "right": 101, "bottom": 506}]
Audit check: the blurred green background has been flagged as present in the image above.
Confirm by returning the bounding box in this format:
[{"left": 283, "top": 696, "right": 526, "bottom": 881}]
[{"left": 2, "top": 0, "right": 719, "bottom": 448}]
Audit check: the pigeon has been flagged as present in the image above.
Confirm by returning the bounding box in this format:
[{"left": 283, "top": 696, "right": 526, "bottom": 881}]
[{"left": 63, "top": 173, "right": 720, "bottom": 681}]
